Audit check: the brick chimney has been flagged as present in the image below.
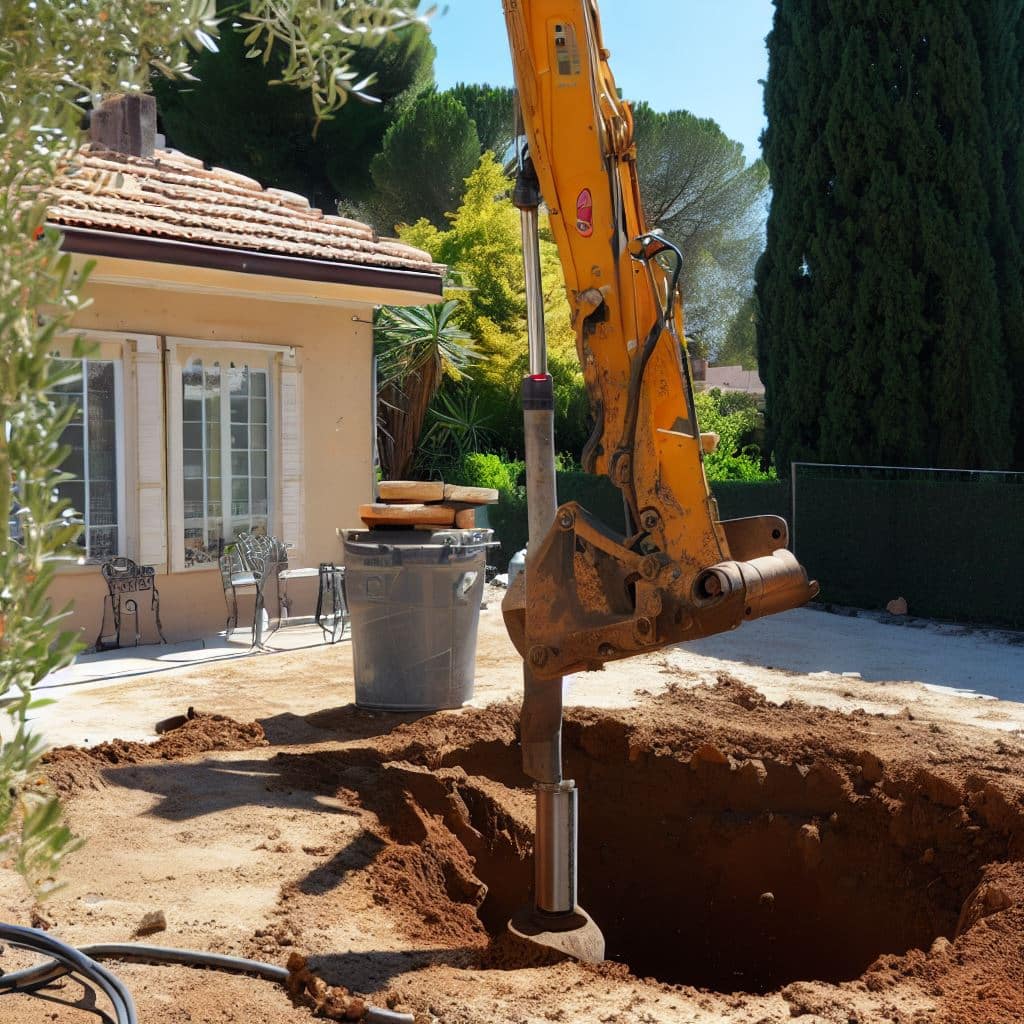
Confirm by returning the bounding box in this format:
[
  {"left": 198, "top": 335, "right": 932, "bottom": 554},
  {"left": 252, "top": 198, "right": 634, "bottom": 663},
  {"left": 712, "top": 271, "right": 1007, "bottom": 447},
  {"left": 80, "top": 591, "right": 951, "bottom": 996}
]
[{"left": 89, "top": 93, "right": 157, "bottom": 159}]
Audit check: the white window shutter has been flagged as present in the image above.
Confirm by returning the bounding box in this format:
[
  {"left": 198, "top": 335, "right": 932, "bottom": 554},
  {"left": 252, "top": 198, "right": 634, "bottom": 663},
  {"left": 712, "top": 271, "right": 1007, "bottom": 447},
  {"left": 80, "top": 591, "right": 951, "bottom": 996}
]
[
  {"left": 132, "top": 336, "right": 167, "bottom": 568},
  {"left": 278, "top": 357, "right": 305, "bottom": 561}
]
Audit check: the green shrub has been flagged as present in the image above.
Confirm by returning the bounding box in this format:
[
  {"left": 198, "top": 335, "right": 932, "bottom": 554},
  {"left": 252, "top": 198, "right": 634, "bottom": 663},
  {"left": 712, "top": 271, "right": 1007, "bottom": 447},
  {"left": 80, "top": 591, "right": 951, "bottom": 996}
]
[
  {"left": 695, "top": 388, "right": 775, "bottom": 482},
  {"left": 450, "top": 451, "right": 524, "bottom": 494}
]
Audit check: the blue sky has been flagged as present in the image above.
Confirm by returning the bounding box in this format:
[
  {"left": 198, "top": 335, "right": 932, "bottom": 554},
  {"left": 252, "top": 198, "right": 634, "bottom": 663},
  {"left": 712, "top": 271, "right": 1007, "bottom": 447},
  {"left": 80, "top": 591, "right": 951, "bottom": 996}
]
[{"left": 430, "top": 1, "right": 774, "bottom": 164}]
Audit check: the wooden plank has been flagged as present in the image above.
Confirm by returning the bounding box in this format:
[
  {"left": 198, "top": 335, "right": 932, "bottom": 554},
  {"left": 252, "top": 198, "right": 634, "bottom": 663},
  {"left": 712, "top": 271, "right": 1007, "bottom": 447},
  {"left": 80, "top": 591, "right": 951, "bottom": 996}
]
[
  {"left": 442, "top": 484, "right": 499, "bottom": 505},
  {"left": 412, "top": 507, "right": 477, "bottom": 529},
  {"left": 359, "top": 503, "right": 455, "bottom": 528},
  {"left": 377, "top": 480, "right": 446, "bottom": 503}
]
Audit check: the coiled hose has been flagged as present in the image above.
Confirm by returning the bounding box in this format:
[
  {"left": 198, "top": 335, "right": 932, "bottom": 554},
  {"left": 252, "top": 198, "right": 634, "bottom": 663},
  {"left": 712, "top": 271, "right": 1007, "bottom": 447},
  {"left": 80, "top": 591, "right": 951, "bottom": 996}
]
[{"left": 0, "top": 924, "right": 414, "bottom": 1024}]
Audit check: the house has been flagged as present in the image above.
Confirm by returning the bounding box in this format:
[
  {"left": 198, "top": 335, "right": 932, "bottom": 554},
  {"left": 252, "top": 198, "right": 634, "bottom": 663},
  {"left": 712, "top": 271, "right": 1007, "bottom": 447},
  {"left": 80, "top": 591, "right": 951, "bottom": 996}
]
[
  {"left": 701, "top": 365, "right": 765, "bottom": 397},
  {"left": 43, "top": 94, "right": 443, "bottom": 643}
]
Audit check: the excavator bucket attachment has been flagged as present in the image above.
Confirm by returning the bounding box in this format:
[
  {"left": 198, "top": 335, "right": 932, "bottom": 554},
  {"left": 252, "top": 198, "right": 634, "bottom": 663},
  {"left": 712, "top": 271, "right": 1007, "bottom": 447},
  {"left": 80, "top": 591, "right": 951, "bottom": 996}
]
[{"left": 502, "top": 502, "right": 818, "bottom": 680}]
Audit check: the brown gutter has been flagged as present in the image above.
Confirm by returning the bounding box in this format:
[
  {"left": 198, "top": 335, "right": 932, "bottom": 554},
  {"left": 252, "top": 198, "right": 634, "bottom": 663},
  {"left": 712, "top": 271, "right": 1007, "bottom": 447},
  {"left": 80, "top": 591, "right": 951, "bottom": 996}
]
[{"left": 55, "top": 225, "right": 444, "bottom": 298}]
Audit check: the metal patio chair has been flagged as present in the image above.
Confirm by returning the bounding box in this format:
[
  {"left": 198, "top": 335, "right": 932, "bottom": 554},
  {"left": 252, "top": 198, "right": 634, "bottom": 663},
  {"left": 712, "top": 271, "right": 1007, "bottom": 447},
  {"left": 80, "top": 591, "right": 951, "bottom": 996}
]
[
  {"left": 225, "top": 532, "right": 319, "bottom": 646},
  {"left": 95, "top": 557, "right": 167, "bottom": 651},
  {"left": 218, "top": 544, "right": 261, "bottom": 646}
]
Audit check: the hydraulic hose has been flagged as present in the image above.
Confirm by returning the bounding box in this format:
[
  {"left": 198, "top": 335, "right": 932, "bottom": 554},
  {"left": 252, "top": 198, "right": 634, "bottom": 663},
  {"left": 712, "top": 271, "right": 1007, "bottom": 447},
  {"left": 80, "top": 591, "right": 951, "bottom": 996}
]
[{"left": 0, "top": 924, "right": 415, "bottom": 1024}]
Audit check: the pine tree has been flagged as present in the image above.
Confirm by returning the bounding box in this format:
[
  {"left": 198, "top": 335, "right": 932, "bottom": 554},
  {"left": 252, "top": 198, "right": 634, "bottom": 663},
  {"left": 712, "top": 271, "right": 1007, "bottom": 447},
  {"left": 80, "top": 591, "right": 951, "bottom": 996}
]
[
  {"left": 445, "top": 83, "right": 516, "bottom": 158},
  {"left": 758, "top": 0, "right": 1017, "bottom": 471},
  {"left": 155, "top": 20, "right": 434, "bottom": 212},
  {"left": 368, "top": 90, "right": 481, "bottom": 231}
]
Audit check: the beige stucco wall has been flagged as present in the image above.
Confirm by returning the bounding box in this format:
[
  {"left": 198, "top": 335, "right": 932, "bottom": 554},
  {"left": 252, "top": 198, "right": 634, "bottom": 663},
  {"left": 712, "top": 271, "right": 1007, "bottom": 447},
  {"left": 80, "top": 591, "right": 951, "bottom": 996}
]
[{"left": 46, "top": 256, "right": 403, "bottom": 645}]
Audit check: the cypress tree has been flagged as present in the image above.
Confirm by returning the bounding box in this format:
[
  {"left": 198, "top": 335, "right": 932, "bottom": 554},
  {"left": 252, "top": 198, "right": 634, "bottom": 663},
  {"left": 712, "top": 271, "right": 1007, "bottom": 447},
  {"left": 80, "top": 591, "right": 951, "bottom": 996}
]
[
  {"left": 758, "top": 0, "right": 1017, "bottom": 471},
  {"left": 969, "top": 1, "right": 1024, "bottom": 467}
]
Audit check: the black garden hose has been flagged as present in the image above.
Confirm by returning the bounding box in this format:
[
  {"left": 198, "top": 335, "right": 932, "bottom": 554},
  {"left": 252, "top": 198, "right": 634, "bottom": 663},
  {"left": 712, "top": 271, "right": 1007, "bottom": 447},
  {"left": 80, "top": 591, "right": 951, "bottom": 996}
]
[{"left": 0, "top": 924, "right": 414, "bottom": 1024}]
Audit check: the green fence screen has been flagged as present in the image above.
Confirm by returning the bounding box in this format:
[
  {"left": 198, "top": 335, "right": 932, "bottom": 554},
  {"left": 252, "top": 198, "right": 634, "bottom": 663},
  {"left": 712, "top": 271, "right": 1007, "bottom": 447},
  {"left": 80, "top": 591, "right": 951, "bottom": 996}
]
[{"left": 792, "top": 464, "right": 1024, "bottom": 628}]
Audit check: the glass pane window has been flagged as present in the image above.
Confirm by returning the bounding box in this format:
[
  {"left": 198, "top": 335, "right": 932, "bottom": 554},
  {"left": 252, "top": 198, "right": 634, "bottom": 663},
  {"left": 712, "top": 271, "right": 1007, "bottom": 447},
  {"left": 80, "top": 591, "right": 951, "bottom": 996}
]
[
  {"left": 182, "top": 358, "right": 270, "bottom": 567},
  {"left": 46, "top": 358, "right": 121, "bottom": 562}
]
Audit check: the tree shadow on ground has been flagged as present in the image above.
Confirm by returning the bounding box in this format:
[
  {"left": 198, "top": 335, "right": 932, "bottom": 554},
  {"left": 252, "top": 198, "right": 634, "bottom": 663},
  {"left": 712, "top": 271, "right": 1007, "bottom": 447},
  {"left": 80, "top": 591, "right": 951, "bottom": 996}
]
[
  {"left": 258, "top": 704, "right": 430, "bottom": 747},
  {"left": 298, "top": 829, "right": 386, "bottom": 896},
  {"left": 99, "top": 755, "right": 356, "bottom": 822},
  {"left": 309, "top": 947, "right": 479, "bottom": 993}
]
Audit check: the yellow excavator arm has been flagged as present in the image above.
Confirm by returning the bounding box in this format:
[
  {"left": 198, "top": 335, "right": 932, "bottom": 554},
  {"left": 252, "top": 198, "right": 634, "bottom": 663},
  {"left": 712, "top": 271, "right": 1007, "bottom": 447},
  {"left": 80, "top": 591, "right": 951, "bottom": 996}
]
[{"left": 501, "top": 0, "right": 818, "bottom": 680}]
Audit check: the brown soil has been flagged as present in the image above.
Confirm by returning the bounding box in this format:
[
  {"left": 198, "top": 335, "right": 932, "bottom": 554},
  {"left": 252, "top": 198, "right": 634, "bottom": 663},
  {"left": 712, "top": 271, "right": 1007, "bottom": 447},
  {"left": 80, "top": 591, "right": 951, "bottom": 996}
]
[
  {"left": 42, "top": 710, "right": 268, "bottom": 794},
  {"left": 5, "top": 671, "right": 1023, "bottom": 1024}
]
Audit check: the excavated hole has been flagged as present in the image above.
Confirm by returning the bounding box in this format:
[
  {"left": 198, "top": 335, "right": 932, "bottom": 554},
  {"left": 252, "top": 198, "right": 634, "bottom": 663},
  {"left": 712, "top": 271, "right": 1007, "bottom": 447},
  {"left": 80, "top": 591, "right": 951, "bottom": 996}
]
[{"left": 430, "top": 723, "right": 1009, "bottom": 994}]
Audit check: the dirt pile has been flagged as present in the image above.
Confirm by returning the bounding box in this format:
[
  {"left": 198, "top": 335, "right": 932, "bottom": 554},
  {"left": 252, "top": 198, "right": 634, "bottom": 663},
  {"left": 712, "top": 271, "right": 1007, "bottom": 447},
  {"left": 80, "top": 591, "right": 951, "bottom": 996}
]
[{"left": 42, "top": 710, "right": 267, "bottom": 794}]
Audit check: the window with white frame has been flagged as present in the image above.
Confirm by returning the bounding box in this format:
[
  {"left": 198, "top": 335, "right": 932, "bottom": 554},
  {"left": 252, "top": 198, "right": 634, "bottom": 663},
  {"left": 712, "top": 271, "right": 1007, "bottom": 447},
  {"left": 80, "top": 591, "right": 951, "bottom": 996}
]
[
  {"left": 181, "top": 357, "right": 271, "bottom": 566},
  {"left": 46, "top": 358, "right": 124, "bottom": 561}
]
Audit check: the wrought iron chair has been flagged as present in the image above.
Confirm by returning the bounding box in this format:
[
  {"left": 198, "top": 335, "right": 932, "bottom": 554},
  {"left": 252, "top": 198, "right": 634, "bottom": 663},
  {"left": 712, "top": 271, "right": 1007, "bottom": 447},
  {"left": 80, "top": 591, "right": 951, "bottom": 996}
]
[
  {"left": 244, "top": 533, "right": 284, "bottom": 646},
  {"left": 220, "top": 532, "right": 321, "bottom": 647},
  {"left": 96, "top": 557, "right": 166, "bottom": 651},
  {"left": 218, "top": 545, "right": 260, "bottom": 645},
  {"left": 275, "top": 552, "right": 320, "bottom": 623},
  {"left": 315, "top": 562, "right": 349, "bottom": 644}
]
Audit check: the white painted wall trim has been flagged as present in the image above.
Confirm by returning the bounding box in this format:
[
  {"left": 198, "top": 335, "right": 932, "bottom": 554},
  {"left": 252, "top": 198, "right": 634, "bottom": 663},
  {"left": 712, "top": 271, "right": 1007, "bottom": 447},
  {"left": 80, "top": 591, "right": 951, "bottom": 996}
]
[
  {"left": 277, "top": 352, "right": 305, "bottom": 563},
  {"left": 132, "top": 335, "right": 166, "bottom": 569},
  {"left": 165, "top": 338, "right": 186, "bottom": 573}
]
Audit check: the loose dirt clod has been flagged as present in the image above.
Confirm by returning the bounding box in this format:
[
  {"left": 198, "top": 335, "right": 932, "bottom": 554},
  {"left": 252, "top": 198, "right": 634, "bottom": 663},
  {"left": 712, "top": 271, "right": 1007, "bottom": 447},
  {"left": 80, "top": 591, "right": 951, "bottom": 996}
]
[{"left": 285, "top": 952, "right": 367, "bottom": 1020}]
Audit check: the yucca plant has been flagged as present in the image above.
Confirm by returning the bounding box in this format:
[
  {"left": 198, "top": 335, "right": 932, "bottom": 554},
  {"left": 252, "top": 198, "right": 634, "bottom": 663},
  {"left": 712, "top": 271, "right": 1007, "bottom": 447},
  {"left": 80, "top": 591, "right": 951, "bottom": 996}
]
[
  {"left": 375, "top": 300, "right": 481, "bottom": 478},
  {"left": 415, "top": 386, "right": 495, "bottom": 479}
]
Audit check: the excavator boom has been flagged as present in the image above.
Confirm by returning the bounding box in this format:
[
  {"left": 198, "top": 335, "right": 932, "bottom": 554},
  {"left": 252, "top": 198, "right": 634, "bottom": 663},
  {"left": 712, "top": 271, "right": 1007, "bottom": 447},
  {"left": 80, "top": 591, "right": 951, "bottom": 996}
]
[{"left": 501, "top": 0, "right": 817, "bottom": 679}]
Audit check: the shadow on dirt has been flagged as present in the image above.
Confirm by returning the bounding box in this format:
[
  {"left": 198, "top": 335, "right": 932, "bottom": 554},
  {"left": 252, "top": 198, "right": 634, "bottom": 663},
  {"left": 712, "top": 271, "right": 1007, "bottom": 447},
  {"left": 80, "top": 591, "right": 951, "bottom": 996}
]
[
  {"left": 298, "top": 830, "right": 386, "bottom": 896},
  {"left": 259, "top": 705, "right": 432, "bottom": 747},
  {"left": 310, "top": 947, "right": 479, "bottom": 992}
]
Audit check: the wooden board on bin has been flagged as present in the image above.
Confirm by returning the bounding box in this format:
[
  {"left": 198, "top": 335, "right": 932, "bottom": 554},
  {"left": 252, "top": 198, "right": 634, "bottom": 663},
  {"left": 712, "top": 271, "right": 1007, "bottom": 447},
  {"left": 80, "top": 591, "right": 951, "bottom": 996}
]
[
  {"left": 377, "top": 480, "right": 446, "bottom": 503},
  {"left": 442, "top": 484, "right": 499, "bottom": 505},
  {"left": 359, "top": 503, "right": 455, "bottom": 528},
  {"left": 412, "top": 507, "right": 477, "bottom": 529}
]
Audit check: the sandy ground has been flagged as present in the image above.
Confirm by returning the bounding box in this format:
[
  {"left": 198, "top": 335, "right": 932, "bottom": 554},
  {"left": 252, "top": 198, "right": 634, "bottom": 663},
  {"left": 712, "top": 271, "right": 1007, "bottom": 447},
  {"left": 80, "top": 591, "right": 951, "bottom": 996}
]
[
  {"left": 1, "top": 589, "right": 1023, "bottom": 1023},
  {"left": 25, "top": 595, "right": 1024, "bottom": 750}
]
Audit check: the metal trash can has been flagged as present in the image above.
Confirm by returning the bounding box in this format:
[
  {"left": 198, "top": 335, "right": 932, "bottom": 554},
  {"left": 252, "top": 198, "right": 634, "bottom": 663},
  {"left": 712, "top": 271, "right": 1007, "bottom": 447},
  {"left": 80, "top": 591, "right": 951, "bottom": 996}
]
[{"left": 342, "top": 528, "right": 494, "bottom": 710}]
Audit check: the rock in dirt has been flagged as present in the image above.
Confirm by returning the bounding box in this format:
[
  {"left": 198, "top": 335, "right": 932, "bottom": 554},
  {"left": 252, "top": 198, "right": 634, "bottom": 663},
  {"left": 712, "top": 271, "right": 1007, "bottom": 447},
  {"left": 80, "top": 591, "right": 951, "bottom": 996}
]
[
  {"left": 886, "top": 596, "right": 908, "bottom": 615},
  {"left": 691, "top": 742, "right": 729, "bottom": 767},
  {"left": 956, "top": 881, "right": 1013, "bottom": 937},
  {"left": 797, "top": 823, "right": 823, "bottom": 867},
  {"left": 858, "top": 750, "right": 884, "bottom": 785},
  {"left": 134, "top": 909, "right": 167, "bottom": 936}
]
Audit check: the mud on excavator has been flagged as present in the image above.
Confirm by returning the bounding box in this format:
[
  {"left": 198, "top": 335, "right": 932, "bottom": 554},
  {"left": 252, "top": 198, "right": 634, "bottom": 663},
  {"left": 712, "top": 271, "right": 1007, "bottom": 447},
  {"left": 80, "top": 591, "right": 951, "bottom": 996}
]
[{"left": 499, "top": 0, "right": 818, "bottom": 960}]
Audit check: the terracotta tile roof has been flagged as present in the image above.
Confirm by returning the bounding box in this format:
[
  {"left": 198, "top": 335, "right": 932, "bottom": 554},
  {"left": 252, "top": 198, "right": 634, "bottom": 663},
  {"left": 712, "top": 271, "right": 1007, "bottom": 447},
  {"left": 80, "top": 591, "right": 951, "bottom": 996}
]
[{"left": 47, "top": 145, "right": 445, "bottom": 278}]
